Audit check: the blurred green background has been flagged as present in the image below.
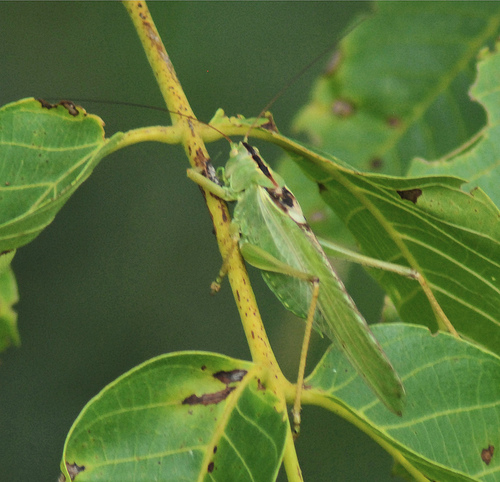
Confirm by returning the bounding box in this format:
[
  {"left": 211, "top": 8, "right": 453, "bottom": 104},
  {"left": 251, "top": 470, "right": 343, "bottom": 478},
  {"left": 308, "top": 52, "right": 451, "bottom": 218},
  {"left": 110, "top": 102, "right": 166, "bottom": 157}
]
[{"left": 0, "top": 2, "right": 403, "bottom": 481}]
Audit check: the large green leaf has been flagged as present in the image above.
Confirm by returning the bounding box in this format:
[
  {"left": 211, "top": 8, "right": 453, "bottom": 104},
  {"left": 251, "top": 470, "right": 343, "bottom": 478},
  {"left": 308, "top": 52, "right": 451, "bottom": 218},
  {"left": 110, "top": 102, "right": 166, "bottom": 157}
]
[
  {"left": 60, "top": 352, "right": 287, "bottom": 481},
  {"left": 272, "top": 133, "right": 500, "bottom": 356},
  {"left": 293, "top": 2, "right": 500, "bottom": 175},
  {"left": 0, "top": 98, "right": 108, "bottom": 251},
  {"left": 276, "top": 2, "right": 500, "bottom": 245},
  {"left": 307, "top": 323, "right": 500, "bottom": 482},
  {"left": 409, "top": 41, "right": 500, "bottom": 208},
  {"left": 247, "top": 31, "right": 500, "bottom": 357}
]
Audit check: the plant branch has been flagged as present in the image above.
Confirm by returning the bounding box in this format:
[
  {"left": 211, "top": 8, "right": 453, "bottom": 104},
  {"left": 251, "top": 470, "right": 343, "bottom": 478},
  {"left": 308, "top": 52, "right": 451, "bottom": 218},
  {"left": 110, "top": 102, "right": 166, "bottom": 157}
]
[{"left": 122, "top": 0, "right": 293, "bottom": 433}]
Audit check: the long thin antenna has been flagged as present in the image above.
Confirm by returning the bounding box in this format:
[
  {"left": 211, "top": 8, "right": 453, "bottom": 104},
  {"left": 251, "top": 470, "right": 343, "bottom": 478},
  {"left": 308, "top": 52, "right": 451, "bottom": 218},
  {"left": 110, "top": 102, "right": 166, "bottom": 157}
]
[
  {"left": 54, "top": 13, "right": 369, "bottom": 144},
  {"left": 47, "top": 97, "right": 233, "bottom": 143},
  {"left": 245, "top": 13, "right": 369, "bottom": 140}
]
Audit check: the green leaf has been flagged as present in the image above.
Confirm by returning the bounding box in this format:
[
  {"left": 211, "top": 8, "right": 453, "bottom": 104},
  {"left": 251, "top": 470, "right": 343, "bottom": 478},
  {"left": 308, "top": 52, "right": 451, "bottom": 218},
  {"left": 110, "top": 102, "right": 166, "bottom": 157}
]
[
  {"left": 61, "top": 352, "right": 287, "bottom": 481},
  {"left": 409, "top": 41, "right": 500, "bottom": 208},
  {"left": 0, "top": 251, "right": 19, "bottom": 352},
  {"left": 0, "top": 98, "right": 107, "bottom": 251},
  {"left": 255, "top": 35, "right": 500, "bottom": 357},
  {"left": 293, "top": 2, "right": 500, "bottom": 175},
  {"left": 307, "top": 323, "right": 500, "bottom": 482},
  {"left": 286, "top": 137, "right": 500, "bottom": 355}
]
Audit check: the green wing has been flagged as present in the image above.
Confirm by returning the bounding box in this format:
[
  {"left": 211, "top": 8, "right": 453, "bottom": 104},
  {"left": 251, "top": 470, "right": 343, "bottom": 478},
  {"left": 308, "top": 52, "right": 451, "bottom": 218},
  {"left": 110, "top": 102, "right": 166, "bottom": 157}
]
[{"left": 235, "top": 184, "right": 405, "bottom": 414}]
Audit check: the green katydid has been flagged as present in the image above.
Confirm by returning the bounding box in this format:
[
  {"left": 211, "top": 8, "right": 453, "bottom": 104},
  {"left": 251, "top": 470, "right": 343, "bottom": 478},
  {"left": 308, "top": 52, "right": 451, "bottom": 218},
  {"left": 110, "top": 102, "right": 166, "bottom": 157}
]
[{"left": 187, "top": 139, "right": 410, "bottom": 432}]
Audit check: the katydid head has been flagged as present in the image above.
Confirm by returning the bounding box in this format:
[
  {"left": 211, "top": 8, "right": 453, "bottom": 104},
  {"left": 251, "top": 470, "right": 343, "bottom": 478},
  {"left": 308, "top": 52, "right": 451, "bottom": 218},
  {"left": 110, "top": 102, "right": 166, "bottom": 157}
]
[{"left": 224, "top": 142, "right": 279, "bottom": 193}]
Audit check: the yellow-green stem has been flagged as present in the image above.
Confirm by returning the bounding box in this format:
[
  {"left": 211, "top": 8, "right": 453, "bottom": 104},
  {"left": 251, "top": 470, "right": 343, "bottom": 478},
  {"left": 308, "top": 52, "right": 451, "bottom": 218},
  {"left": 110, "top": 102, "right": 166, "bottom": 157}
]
[{"left": 122, "top": 0, "right": 289, "bottom": 405}]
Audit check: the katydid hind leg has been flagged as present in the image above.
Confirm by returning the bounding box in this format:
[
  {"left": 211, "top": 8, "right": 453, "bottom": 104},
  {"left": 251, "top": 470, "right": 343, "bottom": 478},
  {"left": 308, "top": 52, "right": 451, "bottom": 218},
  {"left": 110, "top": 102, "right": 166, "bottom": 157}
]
[
  {"left": 240, "top": 241, "right": 321, "bottom": 434},
  {"left": 319, "top": 237, "right": 457, "bottom": 335},
  {"left": 210, "top": 237, "right": 239, "bottom": 294},
  {"left": 292, "top": 277, "right": 319, "bottom": 439},
  {"left": 246, "top": 240, "right": 405, "bottom": 415}
]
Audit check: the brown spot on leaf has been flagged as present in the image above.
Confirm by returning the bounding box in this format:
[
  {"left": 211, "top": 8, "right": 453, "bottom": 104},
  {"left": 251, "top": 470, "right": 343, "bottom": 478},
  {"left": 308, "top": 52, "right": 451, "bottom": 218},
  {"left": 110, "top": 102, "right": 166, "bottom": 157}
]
[
  {"left": 387, "top": 116, "right": 402, "bottom": 128},
  {"left": 213, "top": 445, "right": 218, "bottom": 453},
  {"left": 309, "top": 210, "right": 326, "bottom": 223},
  {"left": 182, "top": 386, "right": 235, "bottom": 406},
  {"left": 369, "top": 158, "right": 383, "bottom": 170},
  {"left": 37, "top": 98, "right": 54, "bottom": 109},
  {"left": 208, "top": 461, "right": 215, "bottom": 473},
  {"left": 213, "top": 369, "right": 247, "bottom": 384},
  {"left": 59, "top": 100, "right": 79, "bottom": 116},
  {"left": 37, "top": 98, "right": 80, "bottom": 116},
  {"left": 257, "top": 379, "right": 266, "bottom": 391},
  {"left": 318, "top": 183, "right": 326, "bottom": 193},
  {"left": 397, "top": 188, "right": 422, "bottom": 204},
  {"left": 63, "top": 462, "right": 85, "bottom": 481},
  {"left": 481, "top": 445, "right": 494, "bottom": 465},
  {"left": 259, "top": 112, "right": 279, "bottom": 133},
  {"left": 332, "top": 99, "right": 355, "bottom": 118}
]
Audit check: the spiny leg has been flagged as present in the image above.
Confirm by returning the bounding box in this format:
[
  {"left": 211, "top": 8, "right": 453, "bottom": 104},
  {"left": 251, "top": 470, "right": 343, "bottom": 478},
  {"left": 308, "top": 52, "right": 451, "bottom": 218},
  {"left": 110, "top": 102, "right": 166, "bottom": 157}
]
[
  {"left": 210, "top": 238, "right": 239, "bottom": 294},
  {"left": 292, "top": 277, "right": 320, "bottom": 439},
  {"left": 319, "top": 238, "right": 457, "bottom": 336}
]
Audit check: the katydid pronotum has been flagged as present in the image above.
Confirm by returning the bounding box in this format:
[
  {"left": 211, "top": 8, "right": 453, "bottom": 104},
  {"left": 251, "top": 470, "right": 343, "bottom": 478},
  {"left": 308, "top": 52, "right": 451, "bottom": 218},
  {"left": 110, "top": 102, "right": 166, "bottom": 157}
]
[{"left": 187, "top": 139, "right": 415, "bottom": 434}]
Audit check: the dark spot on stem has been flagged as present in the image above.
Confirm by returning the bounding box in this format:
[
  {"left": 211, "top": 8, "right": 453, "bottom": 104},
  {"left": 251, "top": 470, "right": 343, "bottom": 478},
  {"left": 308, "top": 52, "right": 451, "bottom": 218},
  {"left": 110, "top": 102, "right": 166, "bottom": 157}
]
[
  {"left": 397, "top": 188, "right": 422, "bottom": 204},
  {"left": 194, "top": 148, "right": 209, "bottom": 170}
]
